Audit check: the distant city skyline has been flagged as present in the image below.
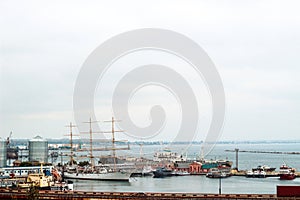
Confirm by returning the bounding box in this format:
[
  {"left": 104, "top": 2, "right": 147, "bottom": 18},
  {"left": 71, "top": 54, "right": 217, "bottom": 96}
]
[{"left": 1, "top": 0, "right": 300, "bottom": 141}]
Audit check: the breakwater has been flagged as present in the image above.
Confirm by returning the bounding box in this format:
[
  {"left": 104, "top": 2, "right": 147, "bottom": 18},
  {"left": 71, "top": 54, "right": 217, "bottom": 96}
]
[{"left": 225, "top": 149, "right": 300, "bottom": 155}]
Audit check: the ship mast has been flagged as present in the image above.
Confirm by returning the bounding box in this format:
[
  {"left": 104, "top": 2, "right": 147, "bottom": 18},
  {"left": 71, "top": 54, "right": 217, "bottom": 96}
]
[
  {"left": 200, "top": 146, "right": 204, "bottom": 161},
  {"left": 78, "top": 117, "right": 128, "bottom": 171},
  {"left": 65, "top": 122, "right": 78, "bottom": 166},
  {"left": 82, "top": 118, "right": 99, "bottom": 169},
  {"left": 104, "top": 116, "right": 123, "bottom": 172},
  {"left": 89, "top": 118, "right": 93, "bottom": 167},
  {"left": 139, "top": 143, "right": 143, "bottom": 159}
]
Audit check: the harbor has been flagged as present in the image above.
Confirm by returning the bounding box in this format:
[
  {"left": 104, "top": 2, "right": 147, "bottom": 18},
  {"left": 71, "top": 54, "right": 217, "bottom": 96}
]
[
  {"left": 1, "top": 134, "right": 300, "bottom": 195},
  {"left": 2, "top": 0, "right": 300, "bottom": 199},
  {"left": 1, "top": 121, "right": 300, "bottom": 195}
]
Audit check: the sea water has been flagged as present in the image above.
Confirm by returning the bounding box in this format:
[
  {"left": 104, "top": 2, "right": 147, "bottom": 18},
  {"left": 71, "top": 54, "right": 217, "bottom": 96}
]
[{"left": 70, "top": 142, "right": 300, "bottom": 194}]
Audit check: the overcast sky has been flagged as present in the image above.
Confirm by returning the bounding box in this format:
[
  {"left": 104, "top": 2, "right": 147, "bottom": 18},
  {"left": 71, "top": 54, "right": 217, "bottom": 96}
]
[{"left": 1, "top": 0, "right": 300, "bottom": 141}]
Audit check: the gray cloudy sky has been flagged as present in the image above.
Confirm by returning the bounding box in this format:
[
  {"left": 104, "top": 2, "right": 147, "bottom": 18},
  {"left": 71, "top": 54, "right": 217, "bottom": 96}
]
[{"left": 1, "top": 0, "right": 300, "bottom": 141}]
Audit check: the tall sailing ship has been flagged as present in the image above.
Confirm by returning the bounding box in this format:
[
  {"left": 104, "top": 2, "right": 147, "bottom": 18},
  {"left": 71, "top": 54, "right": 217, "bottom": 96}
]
[{"left": 62, "top": 117, "right": 132, "bottom": 181}]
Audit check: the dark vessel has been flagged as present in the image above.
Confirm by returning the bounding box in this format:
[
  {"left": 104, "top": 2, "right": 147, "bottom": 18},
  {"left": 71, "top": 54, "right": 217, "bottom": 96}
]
[{"left": 153, "top": 167, "right": 173, "bottom": 178}]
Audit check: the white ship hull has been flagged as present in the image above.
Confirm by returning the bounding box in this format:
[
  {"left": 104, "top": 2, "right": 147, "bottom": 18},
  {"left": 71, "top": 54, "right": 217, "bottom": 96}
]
[{"left": 63, "top": 172, "right": 131, "bottom": 181}]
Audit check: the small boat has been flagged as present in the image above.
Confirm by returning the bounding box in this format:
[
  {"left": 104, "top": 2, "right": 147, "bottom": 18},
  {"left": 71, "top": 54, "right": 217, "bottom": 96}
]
[
  {"left": 252, "top": 165, "right": 276, "bottom": 172},
  {"left": 174, "top": 171, "right": 190, "bottom": 176},
  {"left": 279, "top": 164, "right": 296, "bottom": 180},
  {"left": 245, "top": 170, "right": 254, "bottom": 178},
  {"left": 206, "top": 168, "right": 230, "bottom": 178},
  {"left": 246, "top": 170, "right": 266, "bottom": 178},
  {"left": 153, "top": 167, "right": 174, "bottom": 178},
  {"left": 131, "top": 166, "right": 153, "bottom": 177},
  {"left": 141, "top": 166, "right": 153, "bottom": 176}
]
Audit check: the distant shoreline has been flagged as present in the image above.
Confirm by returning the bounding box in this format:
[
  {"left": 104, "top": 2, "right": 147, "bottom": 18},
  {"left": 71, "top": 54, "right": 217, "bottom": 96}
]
[{"left": 9, "top": 138, "right": 300, "bottom": 145}]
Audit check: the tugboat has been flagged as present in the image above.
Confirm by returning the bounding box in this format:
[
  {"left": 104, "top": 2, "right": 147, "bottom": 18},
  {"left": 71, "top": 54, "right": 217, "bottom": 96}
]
[
  {"left": 18, "top": 164, "right": 53, "bottom": 190},
  {"left": 17, "top": 165, "right": 73, "bottom": 191},
  {"left": 279, "top": 164, "right": 296, "bottom": 180}
]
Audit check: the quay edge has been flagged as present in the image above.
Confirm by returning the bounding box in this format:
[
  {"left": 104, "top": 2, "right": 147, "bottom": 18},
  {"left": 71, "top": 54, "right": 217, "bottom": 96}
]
[{"left": 0, "top": 188, "right": 296, "bottom": 200}]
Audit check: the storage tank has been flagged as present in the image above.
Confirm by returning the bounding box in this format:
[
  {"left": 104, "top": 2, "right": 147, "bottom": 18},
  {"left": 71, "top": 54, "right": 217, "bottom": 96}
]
[
  {"left": 29, "top": 135, "right": 48, "bottom": 163},
  {"left": 0, "top": 137, "right": 7, "bottom": 167}
]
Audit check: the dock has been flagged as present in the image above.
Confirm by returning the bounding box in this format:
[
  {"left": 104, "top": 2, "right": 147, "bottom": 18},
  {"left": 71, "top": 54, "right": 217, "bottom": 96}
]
[
  {"left": 0, "top": 188, "right": 283, "bottom": 200},
  {"left": 231, "top": 170, "right": 300, "bottom": 177}
]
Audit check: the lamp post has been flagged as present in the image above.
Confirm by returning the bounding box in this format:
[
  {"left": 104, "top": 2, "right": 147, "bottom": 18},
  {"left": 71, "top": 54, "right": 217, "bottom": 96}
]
[
  {"left": 219, "top": 177, "right": 222, "bottom": 194},
  {"left": 235, "top": 148, "right": 239, "bottom": 170},
  {"left": 60, "top": 152, "right": 63, "bottom": 166}
]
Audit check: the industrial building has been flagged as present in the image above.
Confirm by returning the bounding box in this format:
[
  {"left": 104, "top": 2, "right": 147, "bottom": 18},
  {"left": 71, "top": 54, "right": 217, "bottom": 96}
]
[
  {"left": 0, "top": 137, "right": 7, "bottom": 167},
  {"left": 29, "top": 135, "right": 48, "bottom": 163}
]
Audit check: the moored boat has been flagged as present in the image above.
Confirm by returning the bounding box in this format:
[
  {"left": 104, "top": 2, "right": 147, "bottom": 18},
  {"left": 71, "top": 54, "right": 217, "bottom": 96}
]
[
  {"left": 63, "top": 170, "right": 131, "bottom": 181},
  {"left": 206, "top": 168, "right": 230, "bottom": 178},
  {"left": 131, "top": 166, "right": 153, "bottom": 177},
  {"left": 173, "top": 170, "right": 190, "bottom": 176},
  {"left": 153, "top": 148, "right": 187, "bottom": 162},
  {"left": 141, "top": 166, "right": 154, "bottom": 176},
  {"left": 252, "top": 165, "right": 276, "bottom": 172},
  {"left": 153, "top": 167, "right": 174, "bottom": 178},
  {"left": 246, "top": 169, "right": 266, "bottom": 178},
  {"left": 279, "top": 164, "right": 296, "bottom": 180},
  {"left": 16, "top": 164, "right": 53, "bottom": 190}
]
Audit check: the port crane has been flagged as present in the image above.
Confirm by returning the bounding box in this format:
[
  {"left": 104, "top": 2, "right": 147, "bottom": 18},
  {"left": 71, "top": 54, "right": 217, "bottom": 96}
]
[{"left": 6, "top": 131, "right": 12, "bottom": 146}]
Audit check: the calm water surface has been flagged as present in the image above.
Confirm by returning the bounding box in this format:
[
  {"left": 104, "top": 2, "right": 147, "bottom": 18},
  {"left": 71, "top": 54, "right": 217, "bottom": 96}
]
[{"left": 69, "top": 143, "right": 300, "bottom": 194}]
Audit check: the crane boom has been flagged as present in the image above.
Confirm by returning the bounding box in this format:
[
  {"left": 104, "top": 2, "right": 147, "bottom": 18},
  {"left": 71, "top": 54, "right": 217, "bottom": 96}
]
[{"left": 6, "top": 131, "right": 12, "bottom": 145}]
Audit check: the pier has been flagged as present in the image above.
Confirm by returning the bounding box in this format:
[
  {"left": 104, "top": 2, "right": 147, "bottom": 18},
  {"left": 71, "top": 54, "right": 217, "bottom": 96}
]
[{"left": 231, "top": 170, "right": 300, "bottom": 177}]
